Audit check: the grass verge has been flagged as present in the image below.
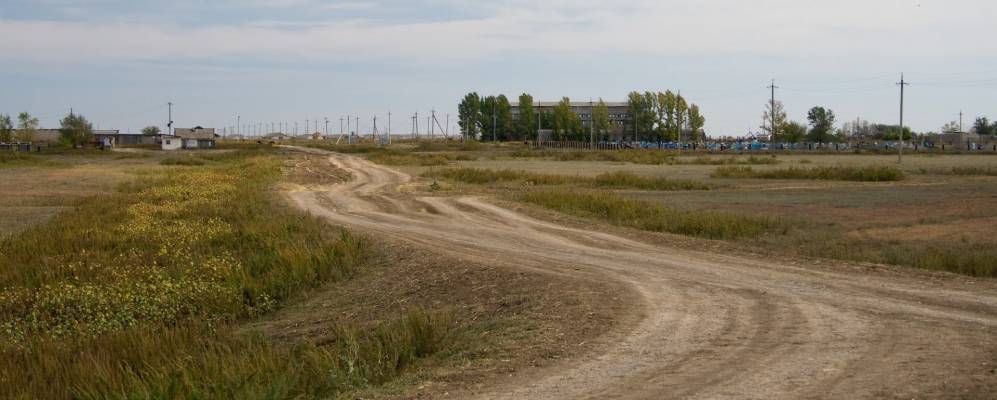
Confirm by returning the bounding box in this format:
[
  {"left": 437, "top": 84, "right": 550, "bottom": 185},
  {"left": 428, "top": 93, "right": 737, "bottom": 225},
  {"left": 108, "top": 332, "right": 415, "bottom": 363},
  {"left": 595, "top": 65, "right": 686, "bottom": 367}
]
[
  {"left": 712, "top": 165, "right": 905, "bottom": 181},
  {"left": 424, "top": 168, "right": 710, "bottom": 191},
  {"left": 0, "top": 150, "right": 459, "bottom": 398},
  {"left": 517, "top": 189, "right": 778, "bottom": 240}
]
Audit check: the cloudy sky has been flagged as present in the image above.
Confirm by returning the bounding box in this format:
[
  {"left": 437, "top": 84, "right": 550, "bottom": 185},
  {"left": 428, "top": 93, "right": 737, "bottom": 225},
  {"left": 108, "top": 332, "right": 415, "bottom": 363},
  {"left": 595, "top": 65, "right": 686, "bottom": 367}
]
[{"left": 1, "top": 0, "right": 995, "bottom": 136}]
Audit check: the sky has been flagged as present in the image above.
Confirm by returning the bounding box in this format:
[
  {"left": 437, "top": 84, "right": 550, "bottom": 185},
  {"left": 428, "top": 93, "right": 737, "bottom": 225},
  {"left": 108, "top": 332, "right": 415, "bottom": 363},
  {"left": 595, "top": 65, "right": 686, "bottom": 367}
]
[{"left": 1, "top": 0, "right": 996, "bottom": 137}]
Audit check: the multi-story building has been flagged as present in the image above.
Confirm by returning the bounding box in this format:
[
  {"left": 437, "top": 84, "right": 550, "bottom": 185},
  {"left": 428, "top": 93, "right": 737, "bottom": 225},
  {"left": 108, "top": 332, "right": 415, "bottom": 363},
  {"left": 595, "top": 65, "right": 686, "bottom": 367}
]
[{"left": 510, "top": 101, "right": 631, "bottom": 138}]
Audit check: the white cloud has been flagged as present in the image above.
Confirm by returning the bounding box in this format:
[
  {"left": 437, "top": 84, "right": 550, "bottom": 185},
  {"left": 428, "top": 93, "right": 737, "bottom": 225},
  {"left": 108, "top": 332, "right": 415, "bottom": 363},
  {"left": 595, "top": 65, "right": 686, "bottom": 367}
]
[{"left": 0, "top": 0, "right": 993, "bottom": 65}]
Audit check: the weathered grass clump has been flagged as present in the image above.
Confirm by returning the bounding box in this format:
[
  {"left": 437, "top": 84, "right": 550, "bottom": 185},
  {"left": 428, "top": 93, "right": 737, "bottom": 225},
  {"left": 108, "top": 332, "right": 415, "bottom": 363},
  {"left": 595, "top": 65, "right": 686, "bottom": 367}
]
[
  {"left": 553, "top": 150, "right": 677, "bottom": 165},
  {"left": 949, "top": 166, "right": 997, "bottom": 176},
  {"left": 0, "top": 152, "right": 63, "bottom": 169},
  {"left": 160, "top": 156, "right": 206, "bottom": 166},
  {"left": 681, "top": 155, "right": 779, "bottom": 165},
  {"left": 0, "top": 309, "right": 455, "bottom": 399},
  {"left": 712, "top": 165, "right": 905, "bottom": 182},
  {"left": 424, "top": 168, "right": 710, "bottom": 191},
  {"left": 367, "top": 151, "right": 476, "bottom": 166},
  {"left": 518, "top": 189, "right": 777, "bottom": 240}
]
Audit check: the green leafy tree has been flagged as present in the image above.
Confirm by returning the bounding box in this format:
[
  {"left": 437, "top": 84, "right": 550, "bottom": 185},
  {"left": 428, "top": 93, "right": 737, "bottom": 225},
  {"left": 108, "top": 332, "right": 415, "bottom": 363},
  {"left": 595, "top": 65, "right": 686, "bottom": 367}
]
[
  {"left": 806, "top": 106, "right": 837, "bottom": 142},
  {"left": 16, "top": 112, "right": 39, "bottom": 143},
  {"left": 495, "top": 95, "right": 514, "bottom": 141},
  {"left": 761, "top": 100, "right": 788, "bottom": 138},
  {"left": 687, "top": 104, "right": 706, "bottom": 142},
  {"left": 973, "top": 117, "right": 994, "bottom": 136},
  {"left": 778, "top": 121, "right": 807, "bottom": 143},
  {"left": 59, "top": 112, "right": 93, "bottom": 147},
  {"left": 142, "top": 126, "right": 161, "bottom": 136},
  {"left": 458, "top": 92, "right": 481, "bottom": 140},
  {"left": 674, "top": 93, "right": 688, "bottom": 141},
  {"left": 628, "top": 91, "right": 655, "bottom": 141},
  {"left": 479, "top": 96, "right": 497, "bottom": 141},
  {"left": 516, "top": 93, "right": 536, "bottom": 141},
  {"left": 0, "top": 114, "right": 13, "bottom": 142},
  {"left": 654, "top": 91, "right": 673, "bottom": 141},
  {"left": 553, "top": 97, "right": 582, "bottom": 140},
  {"left": 592, "top": 98, "right": 611, "bottom": 140}
]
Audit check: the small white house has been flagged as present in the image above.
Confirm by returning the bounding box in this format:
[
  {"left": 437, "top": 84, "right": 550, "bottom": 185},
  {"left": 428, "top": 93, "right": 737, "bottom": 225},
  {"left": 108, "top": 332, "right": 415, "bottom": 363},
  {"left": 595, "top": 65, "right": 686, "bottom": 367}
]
[
  {"left": 162, "top": 127, "right": 217, "bottom": 151},
  {"left": 161, "top": 136, "right": 183, "bottom": 150}
]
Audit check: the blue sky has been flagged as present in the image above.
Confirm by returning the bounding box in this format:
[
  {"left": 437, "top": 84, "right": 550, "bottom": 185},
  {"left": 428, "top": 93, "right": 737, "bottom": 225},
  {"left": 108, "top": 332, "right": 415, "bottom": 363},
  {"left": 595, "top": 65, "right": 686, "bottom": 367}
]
[{"left": 1, "top": 0, "right": 995, "bottom": 136}]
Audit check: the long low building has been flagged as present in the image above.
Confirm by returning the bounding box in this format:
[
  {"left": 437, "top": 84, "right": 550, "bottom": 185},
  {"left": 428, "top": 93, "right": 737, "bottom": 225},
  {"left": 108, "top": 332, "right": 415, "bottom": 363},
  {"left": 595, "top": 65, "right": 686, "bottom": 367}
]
[{"left": 510, "top": 101, "right": 631, "bottom": 136}]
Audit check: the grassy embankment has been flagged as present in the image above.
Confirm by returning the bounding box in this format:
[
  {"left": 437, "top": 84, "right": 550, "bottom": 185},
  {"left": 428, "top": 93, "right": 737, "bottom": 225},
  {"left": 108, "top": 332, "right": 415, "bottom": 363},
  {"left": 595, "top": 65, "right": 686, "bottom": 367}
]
[
  {"left": 423, "top": 168, "right": 711, "bottom": 191},
  {"left": 712, "top": 165, "right": 905, "bottom": 182},
  {"left": 0, "top": 150, "right": 455, "bottom": 399}
]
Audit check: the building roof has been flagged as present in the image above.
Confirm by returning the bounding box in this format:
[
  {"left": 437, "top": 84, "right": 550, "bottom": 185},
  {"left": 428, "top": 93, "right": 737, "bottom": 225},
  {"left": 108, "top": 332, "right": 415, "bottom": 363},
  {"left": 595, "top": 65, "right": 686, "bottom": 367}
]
[{"left": 174, "top": 127, "right": 217, "bottom": 140}]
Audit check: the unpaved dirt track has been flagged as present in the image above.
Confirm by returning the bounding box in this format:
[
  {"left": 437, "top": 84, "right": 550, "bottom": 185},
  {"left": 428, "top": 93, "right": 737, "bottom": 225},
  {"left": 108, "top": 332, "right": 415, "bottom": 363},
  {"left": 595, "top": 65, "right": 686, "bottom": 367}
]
[{"left": 285, "top": 148, "right": 997, "bottom": 399}]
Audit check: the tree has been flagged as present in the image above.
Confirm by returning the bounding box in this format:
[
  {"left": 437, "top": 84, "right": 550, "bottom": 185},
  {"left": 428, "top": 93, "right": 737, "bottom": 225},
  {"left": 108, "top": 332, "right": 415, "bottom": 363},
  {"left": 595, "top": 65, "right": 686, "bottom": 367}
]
[
  {"left": 942, "top": 121, "right": 961, "bottom": 133},
  {"left": 761, "top": 100, "right": 788, "bottom": 138},
  {"left": 16, "top": 112, "right": 39, "bottom": 143},
  {"left": 655, "top": 91, "right": 675, "bottom": 141},
  {"left": 674, "top": 93, "right": 688, "bottom": 141},
  {"left": 142, "top": 126, "right": 161, "bottom": 136},
  {"left": 479, "top": 96, "right": 497, "bottom": 141},
  {"left": 0, "top": 114, "right": 12, "bottom": 142},
  {"left": 973, "top": 117, "right": 994, "bottom": 136},
  {"left": 517, "top": 93, "right": 536, "bottom": 140},
  {"left": 687, "top": 104, "right": 706, "bottom": 142},
  {"left": 495, "top": 95, "right": 514, "bottom": 141},
  {"left": 59, "top": 112, "right": 93, "bottom": 147},
  {"left": 806, "top": 106, "right": 836, "bottom": 143},
  {"left": 777, "top": 121, "right": 807, "bottom": 143},
  {"left": 553, "top": 97, "right": 581, "bottom": 140},
  {"left": 592, "top": 99, "right": 611, "bottom": 140},
  {"left": 628, "top": 91, "right": 655, "bottom": 141},
  {"left": 458, "top": 92, "right": 481, "bottom": 140}
]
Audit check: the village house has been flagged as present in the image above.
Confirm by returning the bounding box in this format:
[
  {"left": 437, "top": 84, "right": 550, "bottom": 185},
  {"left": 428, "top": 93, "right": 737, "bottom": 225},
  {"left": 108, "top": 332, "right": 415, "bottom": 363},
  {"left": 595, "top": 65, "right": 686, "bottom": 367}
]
[{"left": 162, "top": 127, "right": 218, "bottom": 150}]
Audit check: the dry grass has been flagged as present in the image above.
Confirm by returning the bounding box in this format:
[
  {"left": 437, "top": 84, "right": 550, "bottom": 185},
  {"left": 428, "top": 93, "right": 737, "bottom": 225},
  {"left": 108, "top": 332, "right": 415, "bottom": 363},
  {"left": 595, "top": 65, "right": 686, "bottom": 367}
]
[
  {"left": 712, "top": 165, "right": 905, "bottom": 181},
  {"left": 424, "top": 167, "right": 711, "bottom": 191}
]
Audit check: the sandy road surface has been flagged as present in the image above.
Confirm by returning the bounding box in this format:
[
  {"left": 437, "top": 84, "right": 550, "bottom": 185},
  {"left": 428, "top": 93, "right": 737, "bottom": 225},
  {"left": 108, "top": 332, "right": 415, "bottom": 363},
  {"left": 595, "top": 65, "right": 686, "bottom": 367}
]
[{"left": 284, "top": 147, "right": 997, "bottom": 399}]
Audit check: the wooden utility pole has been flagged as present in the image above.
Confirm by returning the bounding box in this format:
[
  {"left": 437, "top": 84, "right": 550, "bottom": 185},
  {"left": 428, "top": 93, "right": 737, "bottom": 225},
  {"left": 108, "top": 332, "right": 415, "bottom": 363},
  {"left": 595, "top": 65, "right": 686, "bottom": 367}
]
[
  {"left": 897, "top": 73, "right": 910, "bottom": 164},
  {"left": 767, "top": 80, "right": 778, "bottom": 139}
]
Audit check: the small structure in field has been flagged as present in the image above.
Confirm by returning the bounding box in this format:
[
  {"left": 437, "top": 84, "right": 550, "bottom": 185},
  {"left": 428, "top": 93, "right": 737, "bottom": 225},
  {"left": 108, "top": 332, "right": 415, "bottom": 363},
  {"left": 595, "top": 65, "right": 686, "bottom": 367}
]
[{"left": 163, "top": 127, "right": 217, "bottom": 150}]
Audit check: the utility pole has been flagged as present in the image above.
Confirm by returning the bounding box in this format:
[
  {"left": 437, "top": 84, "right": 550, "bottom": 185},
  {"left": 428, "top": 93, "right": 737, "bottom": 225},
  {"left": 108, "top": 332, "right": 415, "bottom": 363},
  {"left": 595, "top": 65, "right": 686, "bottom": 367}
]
[
  {"left": 589, "top": 97, "right": 594, "bottom": 149},
  {"left": 347, "top": 116, "right": 352, "bottom": 144},
  {"left": 897, "top": 73, "right": 910, "bottom": 164},
  {"left": 236, "top": 115, "right": 240, "bottom": 137},
  {"left": 387, "top": 112, "right": 392, "bottom": 145},
  {"left": 959, "top": 110, "right": 963, "bottom": 132},
  {"left": 167, "top": 102, "right": 173, "bottom": 136},
  {"left": 767, "top": 79, "right": 778, "bottom": 139}
]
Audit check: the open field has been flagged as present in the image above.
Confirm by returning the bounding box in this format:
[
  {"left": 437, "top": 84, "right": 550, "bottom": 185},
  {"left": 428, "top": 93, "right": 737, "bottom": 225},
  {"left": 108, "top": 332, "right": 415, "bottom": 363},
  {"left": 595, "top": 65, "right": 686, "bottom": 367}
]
[
  {"left": 369, "top": 146, "right": 997, "bottom": 277},
  {"left": 0, "top": 147, "right": 625, "bottom": 399},
  {"left": 282, "top": 146, "right": 997, "bottom": 399}
]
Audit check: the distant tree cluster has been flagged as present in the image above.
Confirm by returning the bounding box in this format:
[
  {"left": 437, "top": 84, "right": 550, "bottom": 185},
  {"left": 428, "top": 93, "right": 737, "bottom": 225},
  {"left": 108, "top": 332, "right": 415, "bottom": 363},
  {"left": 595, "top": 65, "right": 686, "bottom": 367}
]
[
  {"left": 625, "top": 91, "right": 705, "bottom": 142},
  {"left": 458, "top": 91, "right": 705, "bottom": 142},
  {"left": 972, "top": 117, "right": 997, "bottom": 136},
  {"left": 0, "top": 112, "right": 41, "bottom": 143}
]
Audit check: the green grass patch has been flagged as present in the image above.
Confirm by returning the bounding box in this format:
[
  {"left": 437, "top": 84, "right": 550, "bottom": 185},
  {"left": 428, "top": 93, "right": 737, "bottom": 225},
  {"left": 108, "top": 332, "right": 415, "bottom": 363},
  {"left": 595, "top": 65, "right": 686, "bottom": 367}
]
[
  {"left": 517, "top": 189, "right": 777, "bottom": 240},
  {"left": 0, "top": 152, "right": 64, "bottom": 169},
  {"left": 712, "top": 165, "right": 905, "bottom": 182},
  {"left": 949, "top": 166, "right": 997, "bottom": 176},
  {"left": 424, "top": 168, "right": 710, "bottom": 191},
  {"left": 0, "top": 151, "right": 465, "bottom": 398},
  {"left": 367, "top": 151, "right": 476, "bottom": 166},
  {"left": 160, "top": 156, "right": 206, "bottom": 166}
]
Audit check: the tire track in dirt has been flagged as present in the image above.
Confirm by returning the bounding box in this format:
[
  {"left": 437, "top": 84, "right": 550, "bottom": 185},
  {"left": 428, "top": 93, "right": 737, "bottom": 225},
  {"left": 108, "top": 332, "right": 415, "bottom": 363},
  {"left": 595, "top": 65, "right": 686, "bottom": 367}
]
[{"left": 283, "top": 147, "right": 997, "bottom": 399}]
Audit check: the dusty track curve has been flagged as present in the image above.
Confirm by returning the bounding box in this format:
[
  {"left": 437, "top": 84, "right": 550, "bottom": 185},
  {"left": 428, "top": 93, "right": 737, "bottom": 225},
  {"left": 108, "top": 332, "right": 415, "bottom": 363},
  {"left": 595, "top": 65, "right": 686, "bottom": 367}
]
[{"left": 285, "top": 148, "right": 997, "bottom": 399}]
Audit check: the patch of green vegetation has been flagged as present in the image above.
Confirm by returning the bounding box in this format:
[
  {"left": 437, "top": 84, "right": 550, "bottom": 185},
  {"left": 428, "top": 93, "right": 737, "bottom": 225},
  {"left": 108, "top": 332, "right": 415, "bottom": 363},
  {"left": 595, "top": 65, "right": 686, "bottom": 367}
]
[
  {"left": 949, "top": 166, "right": 997, "bottom": 176},
  {"left": 367, "top": 151, "right": 476, "bottom": 166},
  {"left": 681, "top": 155, "right": 779, "bottom": 165},
  {"left": 424, "top": 168, "right": 710, "bottom": 191},
  {"left": 160, "top": 156, "right": 206, "bottom": 166},
  {"left": 0, "top": 151, "right": 462, "bottom": 398},
  {"left": 712, "top": 165, "right": 905, "bottom": 182},
  {"left": 517, "top": 189, "right": 778, "bottom": 240},
  {"left": 0, "top": 152, "right": 64, "bottom": 169}
]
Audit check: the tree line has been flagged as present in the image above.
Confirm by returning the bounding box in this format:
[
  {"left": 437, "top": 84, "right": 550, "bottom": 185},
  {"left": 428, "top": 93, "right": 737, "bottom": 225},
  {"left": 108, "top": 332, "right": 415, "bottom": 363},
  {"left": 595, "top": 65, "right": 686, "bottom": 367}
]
[
  {"left": 760, "top": 101, "right": 916, "bottom": 143},
  {"left": 0, "top": 111, "right": 96, "bottom": 147},
  {"left": 458, "top": 91, "right": 706, "bottom": 142}
]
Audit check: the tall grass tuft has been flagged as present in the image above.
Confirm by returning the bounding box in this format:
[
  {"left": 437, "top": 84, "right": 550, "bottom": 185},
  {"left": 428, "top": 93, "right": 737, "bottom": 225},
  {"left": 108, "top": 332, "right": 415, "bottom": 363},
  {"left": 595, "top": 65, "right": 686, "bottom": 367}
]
[
  {"left": 518, "top": 189, "right": 777, "bottom": 240},
  {"left": 423, "top": 168, "right": 710, "bottom": 191},
  {"left": 712, "top": 165, "right": 905, "bottom": 182},
  {"left": 0, "top": 309, "right": 455, "bottom": 399}
]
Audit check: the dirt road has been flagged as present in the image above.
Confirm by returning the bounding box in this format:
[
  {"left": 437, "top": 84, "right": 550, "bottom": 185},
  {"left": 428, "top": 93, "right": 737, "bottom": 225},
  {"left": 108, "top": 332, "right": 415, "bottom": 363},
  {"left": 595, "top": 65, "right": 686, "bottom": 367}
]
[{"left": 284, "top": 148, "right": 997, "bottom": 399}]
